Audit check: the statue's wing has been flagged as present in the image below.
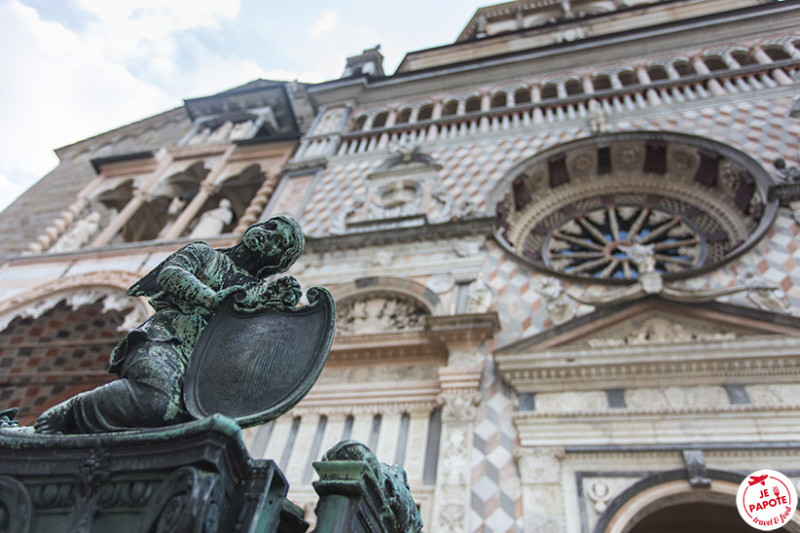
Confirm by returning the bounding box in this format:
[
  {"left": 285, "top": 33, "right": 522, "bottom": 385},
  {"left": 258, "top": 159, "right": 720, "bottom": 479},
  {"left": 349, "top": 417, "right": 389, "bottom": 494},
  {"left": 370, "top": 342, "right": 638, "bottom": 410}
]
[
  {"left": 183, "top": 287, "right": 336, "bottom": 428},
  {"left": 127, "top": 246, "right": 187, "bottom": 297}
]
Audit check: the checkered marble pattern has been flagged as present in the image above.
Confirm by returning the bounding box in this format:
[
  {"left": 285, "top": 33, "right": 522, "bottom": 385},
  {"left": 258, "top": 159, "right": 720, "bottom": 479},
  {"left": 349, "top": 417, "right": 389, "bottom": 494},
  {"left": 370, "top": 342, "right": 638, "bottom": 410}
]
[
  {"left": 469, "top": 355, "right": 523, "bottom": 533},
  {"left": 295, "top": 89, "right": 800, "bottom": 529},
  {"left": 0, "top": 300, "right": 124, "bottom": 419},
  {"left": 299, "top": 92, "right": 798, "bottom": 241}
]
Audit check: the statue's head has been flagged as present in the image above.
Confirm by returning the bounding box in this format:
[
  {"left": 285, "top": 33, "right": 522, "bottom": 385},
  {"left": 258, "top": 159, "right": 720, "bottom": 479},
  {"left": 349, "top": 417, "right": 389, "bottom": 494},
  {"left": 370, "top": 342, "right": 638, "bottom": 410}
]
[{"left": 241, "top": 216, "right": 305, "bottom": 278}]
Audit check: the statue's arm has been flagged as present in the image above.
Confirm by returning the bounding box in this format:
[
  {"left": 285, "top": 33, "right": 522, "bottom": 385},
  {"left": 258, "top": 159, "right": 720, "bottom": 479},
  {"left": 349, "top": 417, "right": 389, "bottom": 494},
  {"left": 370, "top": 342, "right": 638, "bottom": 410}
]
[{"left": 156, "top": 243, "right": 221, "bottom": 314}]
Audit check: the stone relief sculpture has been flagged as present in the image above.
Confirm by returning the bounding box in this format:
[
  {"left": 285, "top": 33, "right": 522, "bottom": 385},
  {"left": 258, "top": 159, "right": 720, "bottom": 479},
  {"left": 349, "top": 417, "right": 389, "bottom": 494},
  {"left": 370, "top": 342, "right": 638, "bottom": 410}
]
[
  {"left": 535, "top": 277, "right": 575, "bottom": 324},
  {"left": 189, "top": 198, "right": 234, "bottom": 238},
  {"left": 466, "top": 275, "right": 492, "bottom": 313},
  {"left": 336, "top": 295, "right": 428, "bottom": 335},
  {"left": 32, "top": 216, "right": 331, "bottom": 434},
  {"left": 49, "top": 211, "right": 102, "bottom": 253},
  {"left": 740, "top": 271, "right": 792, "bottom": 313}
]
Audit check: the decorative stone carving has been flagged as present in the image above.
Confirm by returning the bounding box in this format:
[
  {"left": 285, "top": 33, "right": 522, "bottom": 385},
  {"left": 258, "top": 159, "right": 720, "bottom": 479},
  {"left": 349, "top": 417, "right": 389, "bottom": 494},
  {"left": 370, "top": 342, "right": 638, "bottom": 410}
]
[
  {"left": 454, "top": 241, "right": 481, "bottom": 258},
  {"left": 587, "top": 316, "right": 736, "bottom": 347},
  {"left": 535, "top": 277, "right": 575, "bottom": 324},
  {"left": 49, "top": 211, "right": 102, "bottom": 253},
  {"left": 0, "top": 288, "right": 145, "bottom": 334},
  {"left": 587, "top": 481, "right": 612, "bottom": 514},
  {"left": 466, "top": 275, "right": 492, "bottom": 313},
  {"left": 367, "top": 250, "right": 394, "bottom": 267},
  {"left": 336, "top": 295, "right": 428, "bottom": 335},
  {"left": 740, "top": 271, "right": 792, "bottom": 313},
  {"left": 515, "top": 447, "right": 566, "bottom": 533},
  {"left": 774, "top": 158, "right": 800, "bottom": 182},
  {"left": 438, "top": 393, "right": 481, "bottom": 423},
  {"left": 427, "top": 273, "right": 455, "bottom": 294},
  {"left": 747, "top": 384, "right": 800, "bottom": 406}
]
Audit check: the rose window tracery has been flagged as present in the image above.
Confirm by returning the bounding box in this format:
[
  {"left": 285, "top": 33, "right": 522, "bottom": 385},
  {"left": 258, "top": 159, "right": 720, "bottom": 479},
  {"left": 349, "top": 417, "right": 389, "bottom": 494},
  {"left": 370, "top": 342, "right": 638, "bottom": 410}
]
[
  {"left": 544, "top": 204, "right": 703, "bottom": 280},
  {"left": 494, "top": 133, "right": 776, "bottom": 283}
]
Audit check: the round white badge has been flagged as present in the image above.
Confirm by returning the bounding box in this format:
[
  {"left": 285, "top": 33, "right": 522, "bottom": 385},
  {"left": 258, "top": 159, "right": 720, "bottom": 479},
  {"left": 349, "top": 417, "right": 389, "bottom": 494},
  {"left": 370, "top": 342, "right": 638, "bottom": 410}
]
[{"left": 736, "top": 469, "right": 797, "bottom": 531}]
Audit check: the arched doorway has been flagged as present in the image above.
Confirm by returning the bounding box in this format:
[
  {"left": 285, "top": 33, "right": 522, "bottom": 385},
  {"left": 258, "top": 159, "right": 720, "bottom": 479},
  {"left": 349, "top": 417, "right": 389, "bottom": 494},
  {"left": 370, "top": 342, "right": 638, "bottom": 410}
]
[
  {"left": 595, "top": 470, "right": 800, "bottom": 533},
  {"left": 629, "top": 501, "right": 784, "bottom": 533}
]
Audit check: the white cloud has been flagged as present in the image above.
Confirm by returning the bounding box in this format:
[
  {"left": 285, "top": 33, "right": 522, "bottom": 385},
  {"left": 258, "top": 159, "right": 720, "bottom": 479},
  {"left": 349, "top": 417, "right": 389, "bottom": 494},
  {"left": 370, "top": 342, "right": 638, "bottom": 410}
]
[{"left": 310, "top": 9, "right": 338, "bottom": 37}]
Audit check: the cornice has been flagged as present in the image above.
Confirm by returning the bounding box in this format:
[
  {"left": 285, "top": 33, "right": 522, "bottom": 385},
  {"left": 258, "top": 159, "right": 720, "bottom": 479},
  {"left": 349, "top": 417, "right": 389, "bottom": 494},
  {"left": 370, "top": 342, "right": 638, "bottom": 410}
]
[
  {"left": 306, "top": 217, "right": 496, "bottom": 253},
  {"left": 496, "top": 335, "right": 800, "bottom": 392},
  {"left": 514, "top": 405, "right": 800, "bottom": 447},
  {"left": 290, "top": 380, "right": 440, "bottom": 416}
]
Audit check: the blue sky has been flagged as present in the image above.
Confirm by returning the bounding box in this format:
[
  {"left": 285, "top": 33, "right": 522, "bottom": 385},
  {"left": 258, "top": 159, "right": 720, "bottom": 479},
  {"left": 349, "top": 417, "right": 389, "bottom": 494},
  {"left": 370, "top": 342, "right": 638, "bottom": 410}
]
[{"left": 0, "top": 0, "right": 482, "bottom": 210}]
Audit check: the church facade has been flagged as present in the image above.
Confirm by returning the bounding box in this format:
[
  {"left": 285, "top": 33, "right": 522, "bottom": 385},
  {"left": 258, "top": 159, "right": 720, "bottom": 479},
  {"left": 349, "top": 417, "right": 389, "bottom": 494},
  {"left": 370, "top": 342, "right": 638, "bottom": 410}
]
[{"left": 1, "top": 1, "right": 799, "bottom": 531}]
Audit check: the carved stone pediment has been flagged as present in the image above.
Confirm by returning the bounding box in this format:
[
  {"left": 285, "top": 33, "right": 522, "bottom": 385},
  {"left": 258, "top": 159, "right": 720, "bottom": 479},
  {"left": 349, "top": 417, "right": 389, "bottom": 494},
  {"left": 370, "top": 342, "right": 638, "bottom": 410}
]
[
  {"left": 576, "top": 310, "right": 744, "bottom": 348},
  {"left": 336, "top": 294, "right": 429, "bottom": 336},
  {"left": 494, "top": 298, "right": 800, "bottom": 392}
]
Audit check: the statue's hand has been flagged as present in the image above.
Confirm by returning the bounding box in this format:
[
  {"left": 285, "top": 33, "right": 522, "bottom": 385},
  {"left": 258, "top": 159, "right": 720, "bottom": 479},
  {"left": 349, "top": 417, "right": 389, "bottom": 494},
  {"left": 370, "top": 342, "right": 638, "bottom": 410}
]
[{"left": 234, "top": 277, "right": 301, "bottom": 313}]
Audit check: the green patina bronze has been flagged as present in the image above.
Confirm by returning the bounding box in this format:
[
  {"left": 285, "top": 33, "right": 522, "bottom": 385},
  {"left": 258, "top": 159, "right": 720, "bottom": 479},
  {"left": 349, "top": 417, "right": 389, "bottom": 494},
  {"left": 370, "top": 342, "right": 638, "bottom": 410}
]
[
  {"left": 313, "top": 441, "right": 425, "bottom": 533},
  {"left": 34, "top": 216, "right": 309, "bottom": 434},
  {"left": 0, "top": 216, "right": 423, "bottom": 533}
]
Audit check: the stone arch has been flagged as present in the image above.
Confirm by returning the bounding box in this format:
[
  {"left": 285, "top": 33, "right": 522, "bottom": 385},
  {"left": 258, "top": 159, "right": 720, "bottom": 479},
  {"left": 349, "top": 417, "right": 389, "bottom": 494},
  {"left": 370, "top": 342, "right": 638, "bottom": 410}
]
[
  {"left": 331, "top": 276, "right": 441, "bottom": 315},
  {"left": 490, "top": 131, "right": 777, "bottom": 283},
  {"left": 0, "top": 273, "right": 147, "bottom": 423},
  {"left": 593, "top": 469, "right": 800, "bottom": 533},
  {"left": 0, "top": 271, "right": 149, "bottom": 333}
]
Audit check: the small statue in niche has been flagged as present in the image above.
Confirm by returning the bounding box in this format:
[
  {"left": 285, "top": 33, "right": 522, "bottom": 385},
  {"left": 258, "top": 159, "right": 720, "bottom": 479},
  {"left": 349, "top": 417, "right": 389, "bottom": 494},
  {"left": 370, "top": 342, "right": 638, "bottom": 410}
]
[
  {"left": 35, "top": 216, "right": 306, "bottom": 434},
  {"left": 189, "top": 198, "right": 234, "bottom": 238},
  {"left": 466, "top": 275, "right": 492, "bottom": 313}
]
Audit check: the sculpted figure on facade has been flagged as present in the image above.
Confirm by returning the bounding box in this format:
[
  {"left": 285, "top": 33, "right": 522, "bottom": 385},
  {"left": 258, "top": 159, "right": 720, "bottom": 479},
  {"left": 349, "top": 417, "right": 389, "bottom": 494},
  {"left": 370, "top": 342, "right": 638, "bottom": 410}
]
[
  {"left": 34, "top": 216, "right": 305, "bottom": 434},
  {"left": 466, "top": 275, "right": 492, "bottom": 313},
  {"left": 189, "top": 198, "right": 234, "bottom": 238},
  {"left": 49, "top": 211, "right": 102, "bottom": 253},
  {"left": 535, "top": 277, "right": 575, "bottom": 324}
]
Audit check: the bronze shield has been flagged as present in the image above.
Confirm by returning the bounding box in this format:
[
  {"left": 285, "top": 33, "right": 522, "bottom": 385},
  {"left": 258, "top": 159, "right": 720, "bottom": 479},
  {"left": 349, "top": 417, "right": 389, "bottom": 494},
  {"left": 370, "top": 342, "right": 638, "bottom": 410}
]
[{"left": 184, "top": 287, "right": 336, "bottom": 428}]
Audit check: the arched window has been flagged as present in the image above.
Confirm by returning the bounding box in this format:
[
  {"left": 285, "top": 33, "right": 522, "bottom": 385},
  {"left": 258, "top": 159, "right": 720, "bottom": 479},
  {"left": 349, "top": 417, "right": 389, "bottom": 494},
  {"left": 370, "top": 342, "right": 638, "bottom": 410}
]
[
  {"left": 673, "top": 60, "right": 696, "bottom": 77},
  {"left": 541, "top": 83, "right": 558, "bottom": 100},
  {"left": 764, "top": 45, "right": 791, "bottom": 61},
  {"left": 731, "top": 50, "right": 757, "bottom": 66},
  {"left": 617, "top": 70, "right": 637, "bottom": 86},
  {"left": 396, "top": 108, "right": 412, "bottom": 124},
  {"left": 465, "top": 96, "right": 482, "bottom": 113},
  {"left": 593, "top": 74, "right": 613, "bottom": 91},
  {"left": 491, "top": 92, "right": 507, "bottom": 108},
  {"left": 417, "top": 104, "right": 433, "bottom": 121},
  {"left": 514, "top": 88, "right": 532, "bottom": 105},
  {"left": 703, "top": 55, "right": 727, "bottom": 71},
  {"left": 647, "top": 65, "right": 669, "bottom": 81},
  {"left": 353, "top": 115, "right": 368, "bottom": 131},
  {"left": 372, "top": 111, "right": 388, "bottom": 128},
  {"left": 564, "top": 79, "right": 583, "bottom": 96},
  {"left": 442, "top": 100, "right": 459, "bottom": 116}
]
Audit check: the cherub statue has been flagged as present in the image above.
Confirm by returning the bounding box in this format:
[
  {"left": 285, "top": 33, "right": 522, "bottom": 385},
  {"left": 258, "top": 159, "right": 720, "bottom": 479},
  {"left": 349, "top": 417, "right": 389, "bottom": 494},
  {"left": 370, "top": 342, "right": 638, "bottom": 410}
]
[{"left": 35, "top": 216, "right": 304, "bottom": 434}]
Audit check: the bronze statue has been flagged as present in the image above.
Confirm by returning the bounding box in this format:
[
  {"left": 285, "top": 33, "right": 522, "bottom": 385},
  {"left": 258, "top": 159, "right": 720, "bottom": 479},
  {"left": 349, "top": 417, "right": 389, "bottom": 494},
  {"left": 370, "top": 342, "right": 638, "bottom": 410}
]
[{"left": 34, "top": 216, "right": 305, "bottom": 434}]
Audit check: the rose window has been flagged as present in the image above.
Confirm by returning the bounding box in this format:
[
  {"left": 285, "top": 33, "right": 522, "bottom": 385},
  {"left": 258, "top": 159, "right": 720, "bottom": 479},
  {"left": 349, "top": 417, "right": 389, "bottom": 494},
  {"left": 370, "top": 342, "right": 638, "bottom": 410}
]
[
  {"left": 545, "top": 204, "right": 703, "bottom": 280},
  {"left": 494, "top": 133, "right": 776, "bottom": 283}
]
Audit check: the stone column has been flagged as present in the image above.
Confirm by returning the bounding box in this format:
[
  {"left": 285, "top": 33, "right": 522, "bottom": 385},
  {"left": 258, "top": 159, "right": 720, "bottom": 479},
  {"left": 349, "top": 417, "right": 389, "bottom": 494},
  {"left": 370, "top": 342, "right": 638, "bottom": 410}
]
[
  {"left": 432, "top": 385, "right": 481, "bottom": 533},
  {"left": 89, "top": 150, "right": 175, "bottom": 248},
  {"left": 531, "top": 85, "right": 544, "bottom": 124},
  {"left": 233, "top": 172, "right": 281, "bottom": 233},
  {"left": 28, "top": 175, "right": 106, "bottom": 253},
  {"left": 515, "top": 447, "right": 567, "bottom": 533},
  {"left": 692, "top": 57, "right": 726, "bottom": 96},
  {"left": 752, "top": 45, "right": 794, "bottom": 85},
  {"left": 162, "top": 144, "right": 236, "bottom": 239},
  {"left": 636, "top": 65, "right": 661, "bottom": 106}
]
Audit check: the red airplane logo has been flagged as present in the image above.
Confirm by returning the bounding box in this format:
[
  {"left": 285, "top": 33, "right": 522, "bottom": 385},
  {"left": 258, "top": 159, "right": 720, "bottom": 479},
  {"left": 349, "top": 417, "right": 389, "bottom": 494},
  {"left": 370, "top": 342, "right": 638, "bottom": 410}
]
[{"left": 748, "top": 474, "right": 769, "bottom": 486}]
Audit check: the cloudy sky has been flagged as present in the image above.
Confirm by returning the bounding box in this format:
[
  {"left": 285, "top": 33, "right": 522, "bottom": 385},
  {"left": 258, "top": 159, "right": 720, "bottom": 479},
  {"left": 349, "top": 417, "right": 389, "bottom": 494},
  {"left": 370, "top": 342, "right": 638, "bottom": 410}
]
[{"left": 0, "top": 0, "right": 482, "bottom": 210}]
